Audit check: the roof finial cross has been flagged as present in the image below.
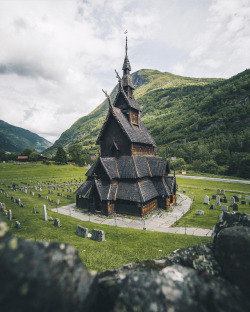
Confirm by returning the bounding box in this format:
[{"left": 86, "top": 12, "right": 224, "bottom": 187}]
[{"left": 124, "top": 30, "right": 128, "bottom": 57}]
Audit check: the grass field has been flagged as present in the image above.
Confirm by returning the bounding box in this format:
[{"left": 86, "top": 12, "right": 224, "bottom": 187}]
[
  {"left": 0, "top": 162, "right": 213, "bottom": 271},
  {"left": 175, "top": 177, "right": 250, "bottom": 229}
]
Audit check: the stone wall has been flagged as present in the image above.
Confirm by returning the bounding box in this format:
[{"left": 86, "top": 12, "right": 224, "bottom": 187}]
[{"left": 0, "top": 211, "right": 250, "bottom": 311}]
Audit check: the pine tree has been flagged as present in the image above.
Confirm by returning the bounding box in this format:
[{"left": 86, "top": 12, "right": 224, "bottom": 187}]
[{"left": 54, "top": 146, "right": 67, "bottom": 164}]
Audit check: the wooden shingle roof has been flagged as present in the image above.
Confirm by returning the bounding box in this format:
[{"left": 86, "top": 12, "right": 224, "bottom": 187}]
[{"left": 88, "top": 156, "right": 168, "bottom": 180}]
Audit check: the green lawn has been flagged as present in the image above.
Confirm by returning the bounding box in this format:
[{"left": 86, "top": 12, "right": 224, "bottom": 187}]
[
  {"left": 175, "top": 177, "right": 250, "bottom": 229},
  {"left": 0, "top": 162, "right": 211, "bottom": 272}
]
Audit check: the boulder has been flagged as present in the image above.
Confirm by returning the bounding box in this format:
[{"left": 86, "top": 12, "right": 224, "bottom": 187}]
[{"left": 215, "top": 226, "right": 250, "bottom": 297}]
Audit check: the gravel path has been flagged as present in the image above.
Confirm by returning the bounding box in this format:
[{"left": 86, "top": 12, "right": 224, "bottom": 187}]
[{"left": 51, "top": 193, "right": 212, "bottom": 237}]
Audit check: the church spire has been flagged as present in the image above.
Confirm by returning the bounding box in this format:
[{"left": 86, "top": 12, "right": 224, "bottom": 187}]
[{"left": 122, "top": 36, "right": 135, "bottom": 94}]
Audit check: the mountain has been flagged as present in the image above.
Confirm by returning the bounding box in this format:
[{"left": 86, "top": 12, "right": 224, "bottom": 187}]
[
  {"left": 0, "top": 120, "right": 52, "bottom": 153},
  {"left": 45, "top": 69, "right": 223, "bottom": 155},
  {"left": 45, "top": 68, "right": 250, "bottom": 177}
]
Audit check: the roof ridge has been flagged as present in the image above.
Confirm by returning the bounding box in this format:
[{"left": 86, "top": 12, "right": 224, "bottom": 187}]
[
  {"left": 100, "top": 158, "right": 112, "bottom": 180},
  {"left": 132, "top": 155, "right": 140, "bottom": 178}
]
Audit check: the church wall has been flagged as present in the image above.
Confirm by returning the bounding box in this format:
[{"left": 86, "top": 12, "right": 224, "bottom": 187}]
[
  {"left": 131, "top": 143, "right": 155, "bottom": 156},
  {"left": 100, "top": 115, "right": 131, "bottom": 156}
]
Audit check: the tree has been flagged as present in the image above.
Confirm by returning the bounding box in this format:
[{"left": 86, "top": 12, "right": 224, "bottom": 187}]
[
  {"left": 68, "top": 144, "right": 83, "bottom": 166},
  {"left": 170, "top": 158, "right": 186, "bottom": 171},
  {"left": 68, "top": 144, "right": 92, "bottom": 166},
  {"left": 29, "top": 152, "right": 38, "bottom": 162},
  {"left": 54, "top": 146, "right": 67, "bottom": 164},
  {"left": 22, "top": 148, "right": 33, "bottom": 156},
  {"left": 0, "top": 150, "right": 7, "bottom": 161}
]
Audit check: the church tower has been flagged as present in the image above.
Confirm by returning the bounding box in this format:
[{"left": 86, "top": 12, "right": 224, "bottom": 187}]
[{"left": 75, "top": 38, "right": 176, "bottom": 216}]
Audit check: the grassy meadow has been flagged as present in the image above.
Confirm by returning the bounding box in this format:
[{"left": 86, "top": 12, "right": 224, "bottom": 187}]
[
  {"left": 175, "top": 177, "right": 250, "bottom": 229},
  {"left": 0, "top": 162, "right": 212, "bottom": 272},
  {"left": 1, "top": 162, "right": 249, "bottom": 271}
]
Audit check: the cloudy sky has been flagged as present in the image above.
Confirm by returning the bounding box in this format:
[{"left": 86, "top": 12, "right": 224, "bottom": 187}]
[{"left": 0, "top": 0, "right": 249, "bottom": 143}]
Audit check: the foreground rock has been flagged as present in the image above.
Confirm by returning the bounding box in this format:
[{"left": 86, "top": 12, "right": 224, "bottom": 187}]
[
  {"left": 0, "top": 220, "right": 95, "bottom": 312},
  {"left": 0, "top": 211, "right": 250, "bottom": 312}
]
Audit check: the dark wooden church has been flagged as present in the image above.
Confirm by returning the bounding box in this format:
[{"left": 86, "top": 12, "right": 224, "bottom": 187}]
[{"left": 75, "top": 38, "right": 176, "bottom": 217}]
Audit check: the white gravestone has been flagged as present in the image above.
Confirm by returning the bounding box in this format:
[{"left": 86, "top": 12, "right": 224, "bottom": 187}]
[
  {"left": 8, "top": 209, "right": 12, "bottom": 220},
  {"left": 230, "top": 197, "right": 235, "bottom": 207},
  {"left": 196, "top": 210, "right": 204, "bottom": 215},
  {"left": 245, "top": 195, "right": 250, "bottom": 200},
  {"left": 216, "top": 195, "right": 220, "bottom": 206},
  {"left": 221, "top": 205, "right": 228, "bottom": 212},
  {"left": 56, "top": 199, "right": 60, "bottom": 205},
  {"left": 204, "top": 195, "right": 210, "bottom": 205},
  {"left": 43, "top": 205, "right": 48, "bottom": 221},
  {"left": 217, "top": 189, "right": 220, "bottom": 195}
]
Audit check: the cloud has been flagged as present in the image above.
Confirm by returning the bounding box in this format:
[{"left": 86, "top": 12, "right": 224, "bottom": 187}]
[{"left": 0, "top": 0, "right": 249, "bottom": 143}]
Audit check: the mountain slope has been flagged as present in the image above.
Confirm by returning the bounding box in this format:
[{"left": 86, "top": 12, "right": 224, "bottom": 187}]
[
  {"left": 45, "top": 69, "right": 223, "bottom": 155},
  {"left": 0, "top": 120, "right": 52, "bottom": 153}
]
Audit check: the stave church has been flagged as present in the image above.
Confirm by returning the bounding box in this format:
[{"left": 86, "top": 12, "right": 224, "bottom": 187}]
[{"left": 75, "top": 38, "right": 176, "bottom": 217}]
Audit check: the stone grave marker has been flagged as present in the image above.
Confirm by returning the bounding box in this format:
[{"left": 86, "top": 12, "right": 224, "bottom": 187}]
[
  {"left": 245, "top": 195, "right": 250, "bottom": 200},
  {"left": 56, "top": 199, "right": 60, "bottom": 205},
  {"left": 183, "top": 189, "right": 186, "bottom": 194},
  {"left": 33, "top": 207, "right": 37, "bottom": 214},
  {"left": 8, "top": 209, "right": 12, "bottom": 220},
  {"left": 11, "top": 197, "right": 15, "bottom": 203},
  {"left": 217, "top": 189, "right": 220, "bottom": 195},
  {"left": 233, "top": 195, "right": 239, "bottom": 202},
  {"left": 230, "top": 197, "right": 235, "bottom": 207},
  {"left": 46, "top": 196, "right": 48, "bottom": 200},
  {"left": 16, "top": 221, "right": 21, "bottom": 229},
  {"left": 209, "top": 204, "right": 216, "bottom": 210},
  {"left": 233, "top": 203, "right": 238, "bottom": 211},
  {"left": 238, "top": 195, "right": 242, "bottom": 199},
  {"left": 67, "top": 195, "right": 72, "bottom": 199},
  {"left": 216, "top": 195, "right": 220, "bottom": 205},
  {"left": 76, "top": 226, "right": 88, "bottom": 238},
  {"left": 92, "top": 229, "right": 105, "bottom": 241},
  {"left": 43, "top": 205, "right": 48, "bottom": 221},
  {"left": 241, "top": 200, "right": 246, "bottom": 205},
  {"left": 38, "top": 194, "right": 42, "bottom": 198},
  {"left": 224, "top": 198, "right": 228, "bottom": 203},
  {"left": 18, "top": 199, "right": 22, "bottom": 206},
  {"left": 54, "top": 218, "right": 61, "bottom": 227},
  {"left": 212, "top": 195, "right": 216, "bottom": 200},
  {"left": 221, "top": 205, "right": 228, "bottom": 212},
  {"left": 221, "top": 189, "right": 225, "bottom": 195},
  {"left": 195, "top": 210, "right": 204, "bottom": 215},
  {"left": 204, "top": 195, "right": 210, "bottom": 205}
]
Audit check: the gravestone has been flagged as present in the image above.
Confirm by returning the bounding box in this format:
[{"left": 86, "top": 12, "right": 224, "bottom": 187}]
[
  {"left": 54, "top": 218, "right": 61, "bottom": 227},
  {"left": 216, "top": 195, "right": 220, "bottom": 205},
  {"left": 221, "top": 189, "right": 225, "bottom": 195},
  {"left": 38, "top": 194, "right": 42, "bottom": 198},
  {"left": 221, "top": 205, "right": 228, "bottom": 212},
  {"left": 233, "top": 195, "right": 239, "bottom": 202},
  {"left": 43, "top": 205, "right": 48, "bottom": 221},
  {"left": 220, "top": 198, "right": 225, "bottom": 203},
  {"left": 33, "top": 207, "right": 37, "bottom": 214},
  {"left": 238, "top": 195, "right": 242, "bottom": 199},
  {"left": 46, "top": 196, "right": 48, "bottom": 200},
  {"left": 92, "top": 229, "right": 105, "bottom": 241},
  {"left": 204, "top": 195, "right": 209, "bottom": 205},
  {"left": 15, "top": 221, "right": 21, "bottom": 229},
  {"left": 76, "top": 226, "right": 88, "bottom": 238},
  {"left": 39, "top": 188, "right": 42, "bottom": 192},
  {"left": 230, "top": 197, "right": 235, "bottom": 207},
  {"left": 48, "top": 190, "right": 51, "bottom": 194},
  {"left": 209, "top": 204, "right": 216, "bottom": 210},
  {"left": 245, "top": 195, "right": 250, "bottom": 200},
  {"left": 12, "top": 197, "right": 15, "bottom": 203},
  {"left": 217, "top": 189, "right": 220, "bottom": 195},
  {"left": 241, "top": 201, "right": 246, "bottom": 205},
  {"left": 195, "top": 210, "right": 204, "bottom": 215},
  {"left": 183, "top": 189, "right": 186, "bottom": 194},
  {"left": 233, "top": 203, "right": 238, "bottom": 211},
  {"left": 57, "top": 193, "right": 60, "bottom": 196},
  {"left": 56, "top": 199, "right": 60, "bottom": 205},
  {"left": 67, "top": 195, "right": 72, "bottom": 199},
  {"left": 212, "top": 195, "right": 216, "bottom": 200},
  {"left": 24, "top": 189, "right": 27, "bottom": 194},
  {"left": 8, "top": 209, "right": 12, "bottom": 220}
]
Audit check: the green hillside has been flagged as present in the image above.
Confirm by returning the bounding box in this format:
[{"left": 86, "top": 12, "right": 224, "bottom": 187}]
[
  {"left": 0, "top": 120, "right": 52, "bottom": 153},
  {"left": 45, "top": 69, "right": 250, "bottom": 177}
]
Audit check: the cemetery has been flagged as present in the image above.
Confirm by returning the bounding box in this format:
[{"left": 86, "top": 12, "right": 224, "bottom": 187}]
[{"left": 0, "top": 162, "right": 250, "bottom": 271}]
